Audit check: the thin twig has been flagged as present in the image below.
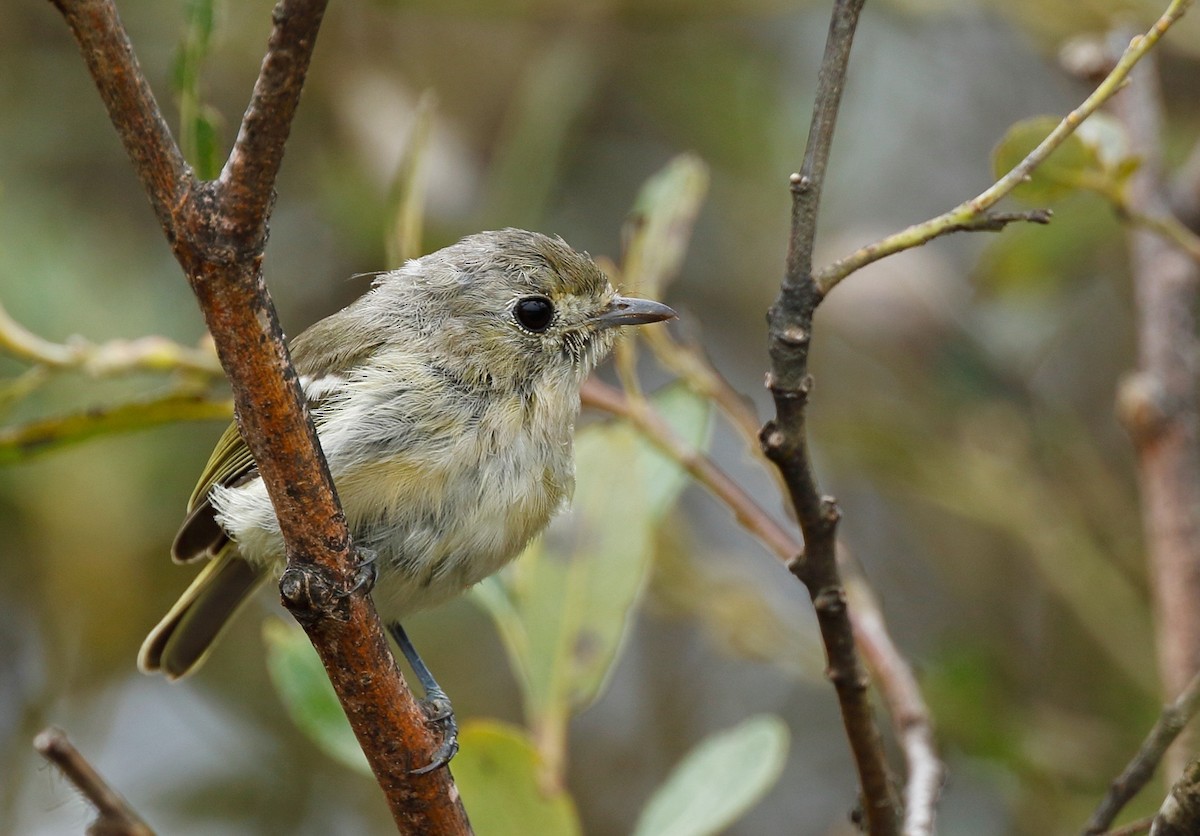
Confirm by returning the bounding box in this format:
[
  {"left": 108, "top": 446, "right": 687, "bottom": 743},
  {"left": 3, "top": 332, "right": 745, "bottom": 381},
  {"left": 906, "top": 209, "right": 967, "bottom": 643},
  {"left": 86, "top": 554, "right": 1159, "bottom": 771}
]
[
  {"left": 34, "top": 726, "right": 155, "bottom": 836},
  {"left": 1108, "top": 14, "right": 1200, "bottom": 783},
  {"left": 1085, "top": 672, "right": 1200, "bottom": 832},
  {"left": 50, "top": 0, "right": 470, "bottom": 830},
  {"left": 582, "top": 378, "right": 798, "bottom": 562},
  {"left": 813, "top": 0, "right": 1193, "bottom": 295},
  {"left": 585, "top": 379, "right": 941, "bottom": 833},
  {"left": 0, "top": 392, "right": 232, "bottom": 464},
  {"left": 1106, "top": 816, "right": 1154, "bottom": 836},
  {"left": 844, "top": 559, "right": 942, "bottom": 836},
  {"left": 761, "top": 0, "right": 898, "bottom": 830}
]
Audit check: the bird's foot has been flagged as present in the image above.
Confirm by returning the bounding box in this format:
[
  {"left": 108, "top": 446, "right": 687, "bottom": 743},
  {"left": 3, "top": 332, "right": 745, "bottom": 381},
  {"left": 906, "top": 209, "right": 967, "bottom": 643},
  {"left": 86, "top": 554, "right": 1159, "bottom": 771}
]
[
  {"left": 411, "top": 688, "right": 459, "bottom": 775},
  {"left": 339, "top": 547, "right": 378, "bottom": 597}
]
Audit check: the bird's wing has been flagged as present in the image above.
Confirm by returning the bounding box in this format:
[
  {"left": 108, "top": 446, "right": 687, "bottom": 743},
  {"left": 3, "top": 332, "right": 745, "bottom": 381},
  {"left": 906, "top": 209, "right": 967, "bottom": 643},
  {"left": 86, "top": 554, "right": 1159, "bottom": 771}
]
[{"left": 172, "top": 304, "right": 390, "bottom": 564}]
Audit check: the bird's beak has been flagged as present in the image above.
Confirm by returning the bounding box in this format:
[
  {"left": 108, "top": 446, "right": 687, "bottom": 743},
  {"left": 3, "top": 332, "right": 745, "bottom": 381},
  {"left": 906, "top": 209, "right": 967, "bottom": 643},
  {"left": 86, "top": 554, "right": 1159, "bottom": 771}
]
[{"left": 591, "top": 295, "right": 677, "bottom": 329}]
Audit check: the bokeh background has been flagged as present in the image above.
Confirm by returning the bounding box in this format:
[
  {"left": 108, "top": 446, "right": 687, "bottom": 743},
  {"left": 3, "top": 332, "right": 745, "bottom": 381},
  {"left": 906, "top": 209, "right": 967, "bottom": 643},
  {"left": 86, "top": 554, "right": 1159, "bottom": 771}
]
[{"left": 4, "top": 0, "right": 1200, "bottom": 833}]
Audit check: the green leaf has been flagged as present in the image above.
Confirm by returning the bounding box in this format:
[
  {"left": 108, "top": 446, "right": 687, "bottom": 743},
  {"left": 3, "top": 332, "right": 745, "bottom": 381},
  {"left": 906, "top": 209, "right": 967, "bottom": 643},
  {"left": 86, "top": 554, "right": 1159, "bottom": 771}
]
[
  {"left": 632, "top": 715, "right": 790, "bottom": 836},
  {"left": 454, "top": 720, "right": 581, "bottom": 836},
  {"left": 384, "top": 90, "right": 437, "bottom": 268},
  {"left": 172, "top": 0, "right": 223, "bottom": 179},
  {"left": 991, "top": 116, "right": 1099, "bottom": 204},
  {"left": 622, "top": 154, "right": 709, "bottom": 297},
  {"left": 263, "top": 619, "right": 371, "bottom": 776},
  {"left": 474, "top": 383, "right": 711, "bottom": 741}
]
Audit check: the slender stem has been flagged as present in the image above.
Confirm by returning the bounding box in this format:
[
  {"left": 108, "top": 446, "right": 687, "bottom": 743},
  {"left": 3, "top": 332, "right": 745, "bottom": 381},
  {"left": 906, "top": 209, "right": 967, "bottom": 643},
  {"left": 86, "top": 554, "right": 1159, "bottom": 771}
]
[
  {"left": 1085, "top": 672, "right": 1200, "bottom": 833},
  {"left": 1110, "top": 15, "right": 1200, "bottom": 783},
  {"left": 763, "top": 0, "right": 899, "bottom": 830},
  {"left": 814, "top": 0, "right": 1193, "bottom": 294},
  {"left": 584, "top": 379, "right": 944, "bottom": 835},
  {"left": 582, "top": 379, "right": 798, "bottom": 562},
  {"left": 34, "top": 727, "right": 155, "bottom": 836},
  {"left": 0, "top": 392, "right": 232, "bottom": 464},
  {"left": 845, "top": 563, "right": 942, "bottom": 836}
]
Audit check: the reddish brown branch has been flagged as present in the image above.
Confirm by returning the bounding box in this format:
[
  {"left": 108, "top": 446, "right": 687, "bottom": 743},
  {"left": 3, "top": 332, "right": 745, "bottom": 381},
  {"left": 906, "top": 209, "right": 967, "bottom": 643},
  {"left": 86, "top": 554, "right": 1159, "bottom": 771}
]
[
  {"left": 761, "top": 0, "right": 898, "bottom": 831},
  {"left": 49, "top": 0, "right": 469, "bottom": 830},
  {"left": 1112, "top": 32, "right": 1200, "bottom": 779},
  {"left": 35, "top": 727, "right": 155, "bottom": 836}
]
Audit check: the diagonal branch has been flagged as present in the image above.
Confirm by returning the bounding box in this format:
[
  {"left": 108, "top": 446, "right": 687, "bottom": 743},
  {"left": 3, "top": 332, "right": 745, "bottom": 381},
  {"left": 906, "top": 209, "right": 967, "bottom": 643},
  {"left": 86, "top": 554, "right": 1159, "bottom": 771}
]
[
  {"left": 1085, "top": 671, "right": 1200, "bottom": 833},
  {"left": 49, "top": 0, "right": 470, "bottom": 830},
  {"left": 35, "top": 726, "right": 155, "bottom": 836},
  {"left": 761, "top": 0, "right": 899, "bottom": 832}
]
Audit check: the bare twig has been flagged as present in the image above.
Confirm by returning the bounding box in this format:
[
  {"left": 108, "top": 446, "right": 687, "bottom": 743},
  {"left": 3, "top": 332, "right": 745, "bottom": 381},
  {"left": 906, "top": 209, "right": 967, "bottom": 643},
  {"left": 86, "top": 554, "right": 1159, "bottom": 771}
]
[
  {"left": 1108, "top": 20, "right": 1200, "bottom": 782},
  {"left": 34, "top": 726, "right": 155, "bottom": 836},
  {"left": 760, "top": 0, "right": 898, "bottom": 830},
  {"left": 582, "top": 378, "right": 798, "bottom": 561},
  {"left": 844, "top": 561, "right": 942, "bottom": 836},
  {"left": 49, "top": 0, "right": 469, "bottom": 830},
  {"left": 1085, "top": 659, "right": 1200, "bottom": 831},
  {"left": 1107, "top": 816, "right": 1154, "bottom": 836},
  {"left": 814, "top": 0, "right": 1193, "bottom": 294}
]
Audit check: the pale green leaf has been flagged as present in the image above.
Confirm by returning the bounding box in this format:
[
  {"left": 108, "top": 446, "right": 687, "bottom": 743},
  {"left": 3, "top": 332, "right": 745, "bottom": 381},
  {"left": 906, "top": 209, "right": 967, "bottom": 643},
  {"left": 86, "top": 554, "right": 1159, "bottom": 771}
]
[
  {"left": 632, "top": 715, "right": 790, "bottom": 836},
  {"left": 263, "top": 619, "right": 371, "bottom": 776},
  {"left": 454, "top": 720, "right": 581, "bottom": 836},
  {"left": 622, "top": 154, "right": 709, "bottom": 297},
  {"left": 992, "top": 116, "right": 1098, "bottom": 204}
]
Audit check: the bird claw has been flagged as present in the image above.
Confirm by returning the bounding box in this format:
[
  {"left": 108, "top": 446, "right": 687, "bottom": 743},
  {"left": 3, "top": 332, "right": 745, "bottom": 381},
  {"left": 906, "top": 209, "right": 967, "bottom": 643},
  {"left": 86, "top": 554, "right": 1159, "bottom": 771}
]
[
  {"left": 411, "top": 693, "right": 459, "bottom": 775},
  {"left": 338, "top": 548, "right": 378, "bottom": 597}
]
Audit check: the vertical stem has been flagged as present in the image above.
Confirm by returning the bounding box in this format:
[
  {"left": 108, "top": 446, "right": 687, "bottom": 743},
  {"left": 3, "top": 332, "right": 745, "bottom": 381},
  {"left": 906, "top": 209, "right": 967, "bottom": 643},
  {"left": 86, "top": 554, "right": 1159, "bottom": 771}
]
[
  {"left": 1114, "top": 39, "right": 1200, "bottom": 779},
  {"left": 762, "top": 0, "right": 899, "bottom": 832}
]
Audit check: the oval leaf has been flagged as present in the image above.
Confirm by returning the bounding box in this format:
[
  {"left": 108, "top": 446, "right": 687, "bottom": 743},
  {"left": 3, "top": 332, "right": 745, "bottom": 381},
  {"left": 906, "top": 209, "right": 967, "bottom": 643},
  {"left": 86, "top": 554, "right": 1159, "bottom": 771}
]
[
  {"left": 632, "top": 715, "right": 790, "bottom": 836},
  {"left": 992, "top": 116, "right": 1098, "bottom": 204},
  {"left": 263, "top": 619, "right": 371, "bottom": 776},
  {"left": 455, "top": 720, "right": 582, "bottom": 836}
]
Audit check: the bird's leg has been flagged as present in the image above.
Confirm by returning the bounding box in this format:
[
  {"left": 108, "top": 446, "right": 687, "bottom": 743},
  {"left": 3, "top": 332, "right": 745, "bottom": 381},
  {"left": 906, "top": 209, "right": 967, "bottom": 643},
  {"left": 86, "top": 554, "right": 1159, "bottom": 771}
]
[
  {"left": 389, "top": 623, "right": 459, "bottom": 773},
  {"left": 340, "top": 547, "right": 379, "bottom": 597}
]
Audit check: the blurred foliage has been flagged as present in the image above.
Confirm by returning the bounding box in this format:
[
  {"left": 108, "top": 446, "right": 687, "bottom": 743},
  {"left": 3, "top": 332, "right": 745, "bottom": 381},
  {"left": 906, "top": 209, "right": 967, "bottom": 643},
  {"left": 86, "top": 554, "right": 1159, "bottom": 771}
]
[{"left": 5, "top": 0, "right": 1200, "bottom": 834}]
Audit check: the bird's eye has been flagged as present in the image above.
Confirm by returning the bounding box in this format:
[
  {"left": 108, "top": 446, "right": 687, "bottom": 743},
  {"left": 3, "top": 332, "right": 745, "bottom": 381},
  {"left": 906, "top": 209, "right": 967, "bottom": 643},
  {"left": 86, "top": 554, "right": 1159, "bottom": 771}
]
[{"left": 513, "top": 296, "right": 555, "bottom": 332}]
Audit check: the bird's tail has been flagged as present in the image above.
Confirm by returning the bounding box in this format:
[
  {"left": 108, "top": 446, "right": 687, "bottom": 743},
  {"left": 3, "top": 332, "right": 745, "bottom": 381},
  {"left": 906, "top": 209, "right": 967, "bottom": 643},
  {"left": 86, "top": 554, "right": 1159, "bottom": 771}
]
[{"left": 138, "top": 550, "right": 265, "bottom": 679}]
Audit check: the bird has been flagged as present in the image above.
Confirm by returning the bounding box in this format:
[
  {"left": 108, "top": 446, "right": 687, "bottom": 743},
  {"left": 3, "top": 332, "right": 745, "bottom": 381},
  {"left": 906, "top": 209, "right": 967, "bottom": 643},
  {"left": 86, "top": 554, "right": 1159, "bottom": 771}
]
[{"left": 138, "top": 228, "right": 676, "bottom": 770}]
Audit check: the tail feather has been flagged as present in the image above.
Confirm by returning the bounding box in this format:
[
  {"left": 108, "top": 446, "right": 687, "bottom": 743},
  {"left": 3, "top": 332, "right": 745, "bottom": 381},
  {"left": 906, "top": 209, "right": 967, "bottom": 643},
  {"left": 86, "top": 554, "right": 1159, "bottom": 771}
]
[{"left": 139, "top": 551, "right": 264, "bottom": 679}]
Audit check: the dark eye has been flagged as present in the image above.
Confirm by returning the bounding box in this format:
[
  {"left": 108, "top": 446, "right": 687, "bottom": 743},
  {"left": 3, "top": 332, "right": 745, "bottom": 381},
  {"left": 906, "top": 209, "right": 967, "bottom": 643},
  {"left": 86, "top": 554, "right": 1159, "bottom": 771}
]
[{"left": 514, "top": 296, "right": 555, "bottom": 332}]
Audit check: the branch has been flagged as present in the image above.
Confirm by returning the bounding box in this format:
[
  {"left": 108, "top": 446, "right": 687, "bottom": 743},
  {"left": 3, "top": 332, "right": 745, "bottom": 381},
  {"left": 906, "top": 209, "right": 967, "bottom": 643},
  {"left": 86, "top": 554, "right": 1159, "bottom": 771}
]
[
  {"left": 0, "top": 392, "right": 232, "bottom": 464},
  {"left": 1108, "top": 15, "right": 1200, "bottom": 783},
  {"left": 813, "top": 0, "right": 1193, "bottom": 295},
  {"left": 34, "top": 727, "right": 154, "bottom": 836},
  {"left": 582, "top": 379, "right": 798, "bottom": 562},
  {"left": 844, "top": 560, "right": 942, "bottom": 836},
  {"left": 50, "top": 0, "right": 470, "bottom": 830},
  {"left": 1085, "top": 671, "right": 1200, "bottom": 833},
  {"left": 761, "top": 0, "right": 898, "bottom": 831},
  {"left": 585, "top": 378, "right": 935, "bottom": 833}
]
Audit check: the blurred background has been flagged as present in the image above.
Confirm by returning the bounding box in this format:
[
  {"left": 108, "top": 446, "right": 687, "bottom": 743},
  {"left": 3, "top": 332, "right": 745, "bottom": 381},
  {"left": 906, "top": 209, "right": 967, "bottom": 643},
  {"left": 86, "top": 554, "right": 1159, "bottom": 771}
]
[{"left": 4, "top": 0, "right": 1200, "bottom": 833}]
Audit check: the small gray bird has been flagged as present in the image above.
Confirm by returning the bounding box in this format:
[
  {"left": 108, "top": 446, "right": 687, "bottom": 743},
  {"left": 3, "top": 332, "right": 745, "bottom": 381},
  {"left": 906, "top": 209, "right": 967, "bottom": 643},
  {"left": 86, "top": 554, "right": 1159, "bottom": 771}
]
[{"left": 139, "top": 228, "right": 675, "bottom": 769}]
